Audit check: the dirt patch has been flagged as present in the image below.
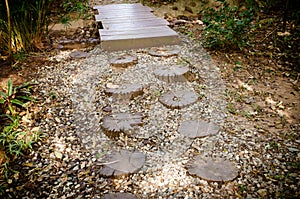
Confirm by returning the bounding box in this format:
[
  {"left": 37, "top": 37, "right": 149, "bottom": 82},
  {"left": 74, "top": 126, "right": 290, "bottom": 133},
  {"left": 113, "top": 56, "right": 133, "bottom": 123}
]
[
  {"left": 213, "top": 51, "right": 300, "bottom": 133},
  {"left": 0, "top": 55, "right": 49, "bottom": 89}
]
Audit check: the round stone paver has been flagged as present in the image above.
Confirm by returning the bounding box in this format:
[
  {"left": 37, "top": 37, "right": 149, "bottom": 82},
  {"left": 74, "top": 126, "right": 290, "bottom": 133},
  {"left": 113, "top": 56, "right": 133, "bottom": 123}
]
[
  {"left": 110, "top": 54, "right": 138, "bottom": 68},
  {"left": 101, "top": 112, "right": 144, "bottom": 133},
  {"left": 149, "top": 46, "right": 180, "bottom": 57},
  {"left": 186, "top": 156, "right": 239, "bottom": 182},
  {"left": 104, "top": 83, "right": 144, "bottom": 99},
  {"left": 178, "top": 120, "right": 220, "bottom": 138},
  {"left": 153, "top": 64, "right": 189, "bottom": 83},
  {"left": 69, "top": 50, "right": 89, "bottom": 59},
  {"left": 99, "top": 149, "right": 146, "bottom": 177},
  {"left": 159, "top": 90, "right": 198, "bottom": 109}
]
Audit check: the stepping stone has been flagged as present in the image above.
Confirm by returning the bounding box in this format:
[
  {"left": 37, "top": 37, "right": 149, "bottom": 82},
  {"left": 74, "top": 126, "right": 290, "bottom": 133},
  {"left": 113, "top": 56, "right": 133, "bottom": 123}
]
[
  {"left": 101, "top": 193, "right": 138, "bottom": 199},
  {"left": 178, "top": 120, "right": 220, "bottom": 138},
  {"left": 153, "top": 64, "right": 189, "bottom": 83},
  {"left": 186, "top": 156, "right": 238, "bottom": 182},
  {"left": 99, "top": 149, "right": 146, "bottom": 177},
  {"left": 105, "top": 83, "right": 143, "bottom": 99},
  {"left": 69, "top": 50, "right": 89, "bottom": 59},
  {"left": 148, "top": 46, "right": 180, "bottom": 57},
  {"left": 110, "top": 55, "right": 138, "bottom": 68},
  {"left": 101, "top": 112, "right": 144, "bottom": 133},
  {"left": 159, "top": 90, "right": 198, "bottom": 109}
]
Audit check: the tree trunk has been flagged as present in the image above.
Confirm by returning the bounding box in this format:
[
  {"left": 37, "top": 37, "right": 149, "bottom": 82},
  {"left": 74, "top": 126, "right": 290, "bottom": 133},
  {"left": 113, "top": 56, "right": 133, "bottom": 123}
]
[{"left": 5, "top": 0, "right": 12, "bottom": 63}]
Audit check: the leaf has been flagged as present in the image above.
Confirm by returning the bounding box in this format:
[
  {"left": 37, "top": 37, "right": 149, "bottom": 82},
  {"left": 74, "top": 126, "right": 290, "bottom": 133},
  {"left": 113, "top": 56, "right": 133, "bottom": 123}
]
[
  {"left": 99, "top": 149, "right": 146, "bottom": 177},
  {"left": 1, "top": 114, "right": 14, "bottom": 121},
  {"left": 16, "top": 90, "right": 31, "bottom": 96},
  {"left": 8, "top": 78, "right": 13, "bottom": 97},
  {"left": 16, "top": 96, "right": 32, "bottom": 101},
  {"left": 0, "top": 98, "right": 4, "bottom": 104},
  {"left": 8, "top": 105, "right": 15, "bottom": 115},
  {"left": 11, "top": 99, "right": 24, "bottom": 106},
  {"left": 23, "top": 162, "right": 34, "bottom": 167},
  {"left": 0, "top": 91, "right": 7, "bottom": 98},
  {"left": 15, "top": 82, "right": 38, "bottom": 90},
  {"left": 187, "top": 156, "right": 238, "bottom": 182}
]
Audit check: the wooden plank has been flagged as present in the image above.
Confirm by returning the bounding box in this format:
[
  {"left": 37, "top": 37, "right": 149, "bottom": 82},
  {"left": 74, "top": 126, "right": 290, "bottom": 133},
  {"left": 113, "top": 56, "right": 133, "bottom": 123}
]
[
  {"left": 101, "top": 35, "right": 180, "bottom": 51},
  {"left": 102, "top": 19, "right": 169, "bottom": 30},
  {"left": 101, "top": 16, "right": 163, "bottom": 23},
  {"left": 100, "top": 27, "right": 178, "bottom": 40},
  {"left": 94, "top": 3, "right": 180, "bottom": 51},
  {"left": 93, "top": 3, "right": 147, "bottom": 10},
  {"left": 97, "top": 8, "right": 152, "bottom": 15},
  {"left": 95, "top": 11, "right": 154, "bottom": 20},
  {"left": 95, "top": 3, "right": 153, "bottom": 13},
  {"left": 95, "top": 13, "right": 156, "bottom": 21}
]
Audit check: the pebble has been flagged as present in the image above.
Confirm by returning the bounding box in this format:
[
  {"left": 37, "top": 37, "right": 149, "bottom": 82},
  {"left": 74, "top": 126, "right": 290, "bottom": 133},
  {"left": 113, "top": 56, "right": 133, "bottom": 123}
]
[{"left": 9, "top": 3, "right": 300, "bottom": 198}]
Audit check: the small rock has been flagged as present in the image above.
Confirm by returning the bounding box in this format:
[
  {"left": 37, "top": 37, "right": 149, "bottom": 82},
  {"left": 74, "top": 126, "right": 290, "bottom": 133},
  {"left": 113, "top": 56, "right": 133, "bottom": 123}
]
[
  {"left": 73, "top": 165, "right": 79, "bottom": 171},
  {"left": 288, "top": 147, "right": 299, "bottom": 152},
  {"left": 102, "top": 105, "right": 112, "bottom": 112},
  {"left": 54, "top": 151, "right": 63, "bottom": 159},
  {"left": 70, "top": 50, "right": 89, "bottom": 59},
  {"left": 257, "top": 189, "right": 267, "bottom": 197}
]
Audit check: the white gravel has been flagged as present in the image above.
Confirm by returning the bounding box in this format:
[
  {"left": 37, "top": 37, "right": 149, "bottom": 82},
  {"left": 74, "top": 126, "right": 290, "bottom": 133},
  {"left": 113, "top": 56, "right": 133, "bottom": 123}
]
[{"left": 6, "top": 12, "right": 299, "bottom": 199}]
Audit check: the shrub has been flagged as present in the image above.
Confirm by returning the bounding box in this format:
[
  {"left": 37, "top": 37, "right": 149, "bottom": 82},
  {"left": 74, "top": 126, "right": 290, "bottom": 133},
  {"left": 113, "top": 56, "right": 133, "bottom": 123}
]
[{"left": 201, "top": 0, "right": 257, "bottom": 50}]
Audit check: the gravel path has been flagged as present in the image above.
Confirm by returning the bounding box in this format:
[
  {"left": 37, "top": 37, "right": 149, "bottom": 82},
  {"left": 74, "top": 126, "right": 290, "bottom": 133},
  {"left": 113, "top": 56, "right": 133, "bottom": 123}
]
[{"left": 6, "top": 2, "right": 299, "bottom": 198}]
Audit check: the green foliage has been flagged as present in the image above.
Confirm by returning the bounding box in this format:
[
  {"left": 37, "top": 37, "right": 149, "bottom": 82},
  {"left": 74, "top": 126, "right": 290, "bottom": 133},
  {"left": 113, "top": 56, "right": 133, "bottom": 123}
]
[
  {"left": 201, "top": 0, "right": 257, "bottom": 50},
  {"left": 0, "top": 0, "right": 90, "bottom": 58},
  {"left": 58, "top": 0, "right": 90, "bottom": 27},
  {"left": 0, "top": 79, "right": 40, "bottom": 167},
  {"left": 0, "top": 79, "right": 41, "bottom": 194},
  {"left": 0, "top": 79, "right": 36, "bottom": 116},
  {"left": 0, "top": 0, "right": 52, "bottom": 54},
  {"left": 0, "top": 115, "right": 41, "bottom": 158}
]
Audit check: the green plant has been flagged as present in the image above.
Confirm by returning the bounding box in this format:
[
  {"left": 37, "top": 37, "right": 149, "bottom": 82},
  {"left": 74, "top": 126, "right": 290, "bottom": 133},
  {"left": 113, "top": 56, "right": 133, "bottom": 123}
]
[
  {"left": 201, "top": 0, "right": 257, "bottom": 49},
  {"left": 241, "top": 110, "right": 252, "bottom": 119},
  {"left": 269, "top": 141, "right": 280, "bottom": 150},
  {"left": 0, "top": 79, "right": 36, "bottom": 116},
  {"left": 238, "top": 183, "right": 247, "bottom": 192},
  {"left": 58, "top": 0, "right": 90, "bottom": 27},
  {"left": 233, "top": 61, "right": 243, "bottom": 71},
  {"left": 227, "top": 102, "right": 237, "bottom": 114},
  {"left": 0, "top": 115, "right": 41, "bottom": 157},
  {"left": 0, "top": 79, "right": 41, "bottom": 164},
  {"left": 0, "top": 0, "right": 52, "bottom": 60}
]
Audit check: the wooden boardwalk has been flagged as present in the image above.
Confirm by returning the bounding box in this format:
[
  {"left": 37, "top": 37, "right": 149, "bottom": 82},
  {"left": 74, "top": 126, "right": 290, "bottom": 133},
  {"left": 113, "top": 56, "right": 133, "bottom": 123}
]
[{"left": 94, "top": 3, "right": 180, "bottom": 51}]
